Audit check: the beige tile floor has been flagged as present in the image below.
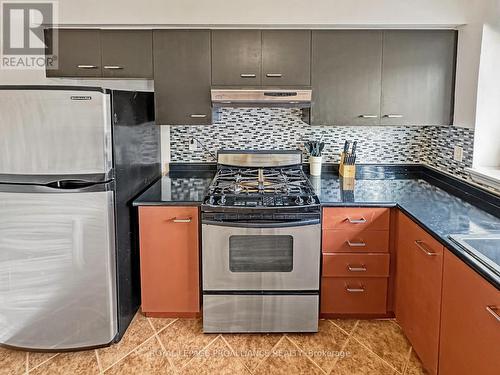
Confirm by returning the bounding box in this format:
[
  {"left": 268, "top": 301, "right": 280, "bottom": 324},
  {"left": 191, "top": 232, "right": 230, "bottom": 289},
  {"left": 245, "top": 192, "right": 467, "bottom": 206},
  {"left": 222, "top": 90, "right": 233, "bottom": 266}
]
[{"left": 0, "top": 314, "right": 428, "bottom": 375}]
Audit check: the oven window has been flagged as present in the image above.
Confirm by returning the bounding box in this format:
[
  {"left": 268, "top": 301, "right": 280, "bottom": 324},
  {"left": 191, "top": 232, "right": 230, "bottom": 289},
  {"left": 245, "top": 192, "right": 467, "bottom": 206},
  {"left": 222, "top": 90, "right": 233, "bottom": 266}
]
[{"left": 229, "top": 235, "right": 293, "bottom": 272}]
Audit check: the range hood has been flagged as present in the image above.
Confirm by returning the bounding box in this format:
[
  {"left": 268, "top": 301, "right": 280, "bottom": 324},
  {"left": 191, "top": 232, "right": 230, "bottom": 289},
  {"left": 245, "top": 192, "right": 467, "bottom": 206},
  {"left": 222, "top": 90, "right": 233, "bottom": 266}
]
[{"left": 211, "top": 88, "right": 312, "bottom": 108}]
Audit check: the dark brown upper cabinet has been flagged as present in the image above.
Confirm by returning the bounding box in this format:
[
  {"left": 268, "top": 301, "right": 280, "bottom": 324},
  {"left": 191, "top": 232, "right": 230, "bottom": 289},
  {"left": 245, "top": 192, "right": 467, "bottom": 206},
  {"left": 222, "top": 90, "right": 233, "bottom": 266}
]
[
  {"left": 380, "top": 30, "right": 457, "bottom": 126},
  {"left": 311, "top": 30, "right": 383, "bottom": 126},
  {"left": 101, "top": 30, "right": 153, "bottom": 78},
  {"left": 46, "top": 29, "right": 102, "bottom": 77},
  {"left": 45, "top": 29, "right": 153, "bottom": 78},
  {"left": 211, "top": 30, "right": 262, "bottom": 86},
  {"left": 153, "top": 30, "right": 212, "bottom": 125},
  {"left": 261, "top": 30, "right": 311, "bottom": 86},
  {"left": 211, "top": 30, "right": 311, "bottom": 86},
  {"left": 311, "top": 30, "right": 456, "bottom": 126}
]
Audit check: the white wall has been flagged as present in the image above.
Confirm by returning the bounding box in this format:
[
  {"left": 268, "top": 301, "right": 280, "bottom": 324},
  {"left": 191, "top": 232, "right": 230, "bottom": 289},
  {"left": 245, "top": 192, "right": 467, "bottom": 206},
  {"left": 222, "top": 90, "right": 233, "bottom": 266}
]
[
  {"left": 453, "top": 24, "right": 483, "bottom": 128},
  {"left": 54, "top": 0, "right": 472, "bottom": 27},
  {"left": 473, "top": 6, "right": 500, "bottom": 168}
]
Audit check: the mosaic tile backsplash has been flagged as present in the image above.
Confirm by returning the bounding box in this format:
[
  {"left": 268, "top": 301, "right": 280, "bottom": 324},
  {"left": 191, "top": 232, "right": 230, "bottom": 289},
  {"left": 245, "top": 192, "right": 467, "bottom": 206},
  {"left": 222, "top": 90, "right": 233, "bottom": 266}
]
[{"left": 169, "top": 107, "right": 475, "bottom": 181}]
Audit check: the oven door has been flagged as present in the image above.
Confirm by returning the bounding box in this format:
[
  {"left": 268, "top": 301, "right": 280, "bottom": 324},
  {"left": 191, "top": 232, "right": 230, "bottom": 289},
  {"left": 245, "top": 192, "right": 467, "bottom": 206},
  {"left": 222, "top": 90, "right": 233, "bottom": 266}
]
[{"left": 202, "top": 219, "right": 320, "bottom": 291}]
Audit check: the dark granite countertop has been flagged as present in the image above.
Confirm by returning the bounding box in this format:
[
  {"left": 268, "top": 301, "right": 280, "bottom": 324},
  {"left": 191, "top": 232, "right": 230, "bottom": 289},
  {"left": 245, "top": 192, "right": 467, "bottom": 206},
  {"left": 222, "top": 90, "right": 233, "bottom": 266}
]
[
  {"left": 133, "top": 167, "right": 500, "bottom": 289},
  {"left": 133, "top": 171, "right": 214, "bottom": 206}
]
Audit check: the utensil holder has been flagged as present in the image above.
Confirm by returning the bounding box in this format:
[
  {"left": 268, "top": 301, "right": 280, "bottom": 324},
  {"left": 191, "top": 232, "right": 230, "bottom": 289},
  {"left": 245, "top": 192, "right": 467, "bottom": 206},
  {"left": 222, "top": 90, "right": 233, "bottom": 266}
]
[
  {"left": 339, "top": 152, "right": 356, "bottom": 178},
  {"left": 309, "top": 156, "right": 322, "bottom": 176}
]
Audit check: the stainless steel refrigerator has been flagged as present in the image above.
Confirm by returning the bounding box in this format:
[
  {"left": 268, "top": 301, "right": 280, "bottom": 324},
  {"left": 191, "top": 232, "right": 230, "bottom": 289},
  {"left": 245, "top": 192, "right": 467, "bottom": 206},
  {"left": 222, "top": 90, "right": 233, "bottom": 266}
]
[{"left": 0, "top": 86, "right": 160, "bottom": 350}]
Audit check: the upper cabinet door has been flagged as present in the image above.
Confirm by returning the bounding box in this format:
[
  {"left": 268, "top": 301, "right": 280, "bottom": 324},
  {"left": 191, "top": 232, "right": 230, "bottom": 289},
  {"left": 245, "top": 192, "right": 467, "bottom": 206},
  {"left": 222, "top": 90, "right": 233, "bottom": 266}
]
[
  {"left": 311, "top": 31, "right": 383, "bottom": 126},
  {"left": 381, "top": 30, "right": 457, "bottom": 125},
  {"left": 101, "top": 30, "right": 153, "bottom": 78},
  {"left": 153, "top": 30, "right": 212, "bottom": 125},
  {"left": 211, "top": 30, "right": 262, "bottom": 86},
  {"left": 46, "top": 29, "right": 101, "bottom": 77},
  {"left": 261, "top": 30, "right": 311, "bottom": 86}
]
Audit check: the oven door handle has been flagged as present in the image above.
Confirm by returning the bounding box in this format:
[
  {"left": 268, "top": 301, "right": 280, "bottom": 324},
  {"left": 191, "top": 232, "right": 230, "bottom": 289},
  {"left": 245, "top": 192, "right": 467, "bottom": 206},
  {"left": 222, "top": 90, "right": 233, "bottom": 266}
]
[{"left": 202, "top": 219, "right": 320, "bottom": 228}]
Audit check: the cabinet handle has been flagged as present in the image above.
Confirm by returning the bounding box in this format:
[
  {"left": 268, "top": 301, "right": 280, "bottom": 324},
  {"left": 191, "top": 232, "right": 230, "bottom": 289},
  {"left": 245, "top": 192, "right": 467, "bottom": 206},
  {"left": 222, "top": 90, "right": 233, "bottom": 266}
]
[
  {"left": 486, "top": 306, "right": 500, "bottom": 322},
  {"left": 103, "top": 65, "right": 123, "bottom": 70},
  {"left": 347, "top": 265, "right": 367, "bottom": 272},
  {"left": 384, "top": 114, "right": 404, "bottom": 118},
  {"left": 346, "top": 217, "right": 367, "bottom": 224},
  {"left": 77, "top": 65, "right": 98, "bottom": 69},
  {"left": 347, "top": 240, "right": 366, "bottom": 248},
  {"left": 346, "top": 285, "right": 365, "bottom": 293},
  {"left": 414, "top": 240, "right": 437, "bottom": 256},
  {"left": 190, "top": 114, "right": 207, "bottom": 118},
  {"left": 171, "top": 217, "right": 192, "bottom": 223},
  {"left": 240, "top": 73, "right": 256, "bottom": 78},
  {"left": 359, "top": 114, "right": 378, "bottom": 118},
  {"left": 266, "top": 73, "right": 283, "bottom": 78}
]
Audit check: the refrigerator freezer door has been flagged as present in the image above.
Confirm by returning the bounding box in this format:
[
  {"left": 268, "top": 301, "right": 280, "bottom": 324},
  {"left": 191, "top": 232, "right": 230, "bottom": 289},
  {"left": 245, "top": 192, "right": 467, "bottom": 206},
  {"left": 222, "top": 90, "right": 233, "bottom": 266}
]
[
  {"left": 0, "top": 88, "right": 112, "bottom": 183},
  {"left": 0, "top": 189, "right": 117, "bottom": 350}
]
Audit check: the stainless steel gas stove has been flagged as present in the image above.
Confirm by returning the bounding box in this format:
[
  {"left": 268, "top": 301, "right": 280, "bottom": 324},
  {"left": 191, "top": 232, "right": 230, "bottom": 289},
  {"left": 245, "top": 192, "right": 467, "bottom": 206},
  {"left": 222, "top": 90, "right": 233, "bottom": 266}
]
[{"left": 201, "top": 150, "right": 320, "bottom": 333}]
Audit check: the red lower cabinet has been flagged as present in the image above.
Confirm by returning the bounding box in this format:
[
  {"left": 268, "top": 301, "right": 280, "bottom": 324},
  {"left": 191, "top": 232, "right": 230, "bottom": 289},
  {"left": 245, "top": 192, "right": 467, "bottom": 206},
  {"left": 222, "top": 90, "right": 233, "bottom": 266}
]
[
  {"left": 139, "top": 206, "right": 200, "bottom": 317},
  {"left": 322, "top": 253, "right": 390, "bottom": 277},
  {"left": 321, "top": 277, "right": 388, "bottom": 314},
  {"left": 321, "top": 207, "right": 391, "bottom": 317},
  {"left": 395, "top": 212, "right": 443, "bottom": 375},
  {"left": 439, "top": 250, "right": 500, "bottom": 375}
]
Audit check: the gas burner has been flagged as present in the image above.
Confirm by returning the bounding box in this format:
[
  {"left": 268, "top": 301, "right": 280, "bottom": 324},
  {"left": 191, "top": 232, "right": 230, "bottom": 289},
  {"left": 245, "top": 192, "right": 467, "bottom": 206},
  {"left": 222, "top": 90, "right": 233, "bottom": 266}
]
[{"left": 204, "top": 164, "right": 319, "bottom": 209}]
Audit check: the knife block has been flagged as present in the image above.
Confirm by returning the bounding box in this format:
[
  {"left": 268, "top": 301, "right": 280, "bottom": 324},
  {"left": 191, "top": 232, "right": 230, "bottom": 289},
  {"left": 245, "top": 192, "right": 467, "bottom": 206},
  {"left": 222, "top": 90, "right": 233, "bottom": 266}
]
[{"left": 339, "top": 152, "right": 356, "bottom": 178}]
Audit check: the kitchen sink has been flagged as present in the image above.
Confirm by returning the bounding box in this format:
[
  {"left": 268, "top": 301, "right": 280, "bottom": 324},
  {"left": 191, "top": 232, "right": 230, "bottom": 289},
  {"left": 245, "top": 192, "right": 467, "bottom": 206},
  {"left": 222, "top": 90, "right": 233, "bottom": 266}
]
[{"left": 449, "top": 234, "right": 500, "bottom": 276}]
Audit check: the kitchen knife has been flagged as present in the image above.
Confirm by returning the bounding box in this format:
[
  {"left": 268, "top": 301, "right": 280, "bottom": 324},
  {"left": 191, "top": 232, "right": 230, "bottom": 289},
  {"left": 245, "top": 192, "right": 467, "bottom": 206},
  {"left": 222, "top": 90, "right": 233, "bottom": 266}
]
[
  {"left": 351, "top": 141, "right": 357, "bottom": 155},
  {"left": 351, "top": 141, "right": 357, "bottom": 165},
  {"left": 343, "top": 140, "right": 350, "bottom": 153},
  {"left": 343, "top": 141, "right": 350, "bottom": 164}
]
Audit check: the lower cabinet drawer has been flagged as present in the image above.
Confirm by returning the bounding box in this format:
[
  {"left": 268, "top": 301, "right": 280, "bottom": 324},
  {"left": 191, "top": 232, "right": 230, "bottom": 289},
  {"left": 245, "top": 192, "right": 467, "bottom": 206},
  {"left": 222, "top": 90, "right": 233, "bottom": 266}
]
[
  {"left": 322, "top": 253, "right": 390, "bottom": 277},
  {"left": 321, "top": 277, "right": 388, "bottom": 314},
  {"left": 323, "top": 229, "right": 389, "bottom": 253},
  {"left": 322, "top": 207, "right": 390, "bottom": 230}
]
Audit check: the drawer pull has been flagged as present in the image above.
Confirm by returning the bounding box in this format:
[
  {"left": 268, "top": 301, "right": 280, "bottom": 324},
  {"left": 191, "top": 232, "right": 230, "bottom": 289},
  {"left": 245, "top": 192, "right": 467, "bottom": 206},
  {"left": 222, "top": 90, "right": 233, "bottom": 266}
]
[
  {"left": 486, "top": 306, "right": 500, "bottom": 322},
  {"left": 171, "top": 217, "right": 192, "bottom": 223},
  {"left": 359, "top": 114, "right": 378, "bottom": 118},
  {"left": 77, "top": 65, "right": 98, "bottom": 69},
  {"left": 347, "top": 240, "right": 367, "bottom": 248},
  {"left": 346, "top": 285, "right": 365, "bottom": 293},
  {"left": 190, "top": 114, "right": 207, "bottom": 118},
  {"left": 104, "top": 65, "right": 123, "bottom": 70},
  {"left": 347, "top": 265, "right": 367, "bottom": 272},
  {"left": 384, "top": 114, "right": 404, "bottom": 118},
  {"left": 266, "top": 73, "right": 283, "bottom": 78},
  {"left": 346, "top": 217, "right": 367, "bottom": 224},
  {"left": 240, "top": 73, "right": 256, "bottom": 78},
  {"left": 414, "top": 240, "right": 437, "bottom": 256}
]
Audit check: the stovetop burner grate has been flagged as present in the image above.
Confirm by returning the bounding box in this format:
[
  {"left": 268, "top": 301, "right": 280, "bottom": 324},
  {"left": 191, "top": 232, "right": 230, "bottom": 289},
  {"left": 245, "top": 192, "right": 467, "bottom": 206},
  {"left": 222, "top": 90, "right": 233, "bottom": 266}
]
[{"left": 204, "top": 165, "right": 320, "bottom": 209}]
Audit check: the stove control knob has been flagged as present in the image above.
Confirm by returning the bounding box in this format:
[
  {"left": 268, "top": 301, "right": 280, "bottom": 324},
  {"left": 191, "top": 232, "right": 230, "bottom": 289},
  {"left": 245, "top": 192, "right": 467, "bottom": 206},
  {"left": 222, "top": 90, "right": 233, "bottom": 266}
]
[
  {"left": 208, "top": 196, "right": 215, "bottom": 205},
  {"left": 295, "top": 196, "right": 304, "bottom": 205},
  {"left": 219, "top": 195, "right": 226, "bottom": 205},
  {"left": 306, "top": 196, "right": 315, "bottom": 205}
]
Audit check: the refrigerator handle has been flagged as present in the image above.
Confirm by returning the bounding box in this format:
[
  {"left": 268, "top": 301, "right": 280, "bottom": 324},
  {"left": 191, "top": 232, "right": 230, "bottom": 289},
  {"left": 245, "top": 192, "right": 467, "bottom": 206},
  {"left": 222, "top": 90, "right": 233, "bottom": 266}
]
[
  {"left": 46, "top": 180, "right": 98, "bottom": 190},
  {"left": 0, "top": 181, "right": 115, "bottom": 194},
  {"left": 103, "top": 94, "right": 113, "bottom": 173},
  {"left": 105, "top": 131, "right": 113, "bottom": 171}
]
